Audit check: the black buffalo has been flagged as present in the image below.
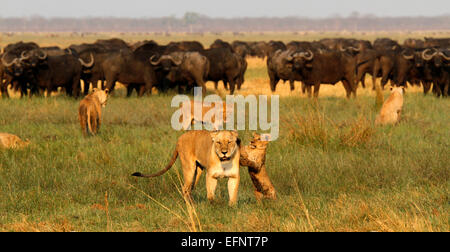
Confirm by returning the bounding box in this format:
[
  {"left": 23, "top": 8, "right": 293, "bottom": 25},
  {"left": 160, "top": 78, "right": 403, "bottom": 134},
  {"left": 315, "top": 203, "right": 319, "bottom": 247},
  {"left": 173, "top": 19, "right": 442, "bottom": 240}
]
[
  {"left": 149, "top": 51, "right": 210, "bottom": 95},
  {"left": 267, "top": 49, "right": 305, "bottom": 92},
  {"left": 201, "top": 47, "right": 242, "bottom": 94},
  {"left": 102, "top": 49, "right": 157, "bottom": 97},
  {"left": 293, "top": 50, "right": 357, "bottom": 98}
]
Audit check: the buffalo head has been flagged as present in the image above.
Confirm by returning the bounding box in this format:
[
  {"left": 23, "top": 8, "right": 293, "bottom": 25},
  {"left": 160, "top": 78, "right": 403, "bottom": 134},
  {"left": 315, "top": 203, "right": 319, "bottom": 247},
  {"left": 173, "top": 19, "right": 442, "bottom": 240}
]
[
  {"left": 19, "top": 49, "right": 47, "bottom": 68},
  {"left": 149, "top": 54, "right": 182, "bottom": 72},
  {"left": 428, "top": 49, "right": 450, "bottom": 68},
  {"left": 1, "top": 53, "right": 24, "bottom": 77},
  {"left": 290, "top": 50, "right": 314, "bottom": 70}
]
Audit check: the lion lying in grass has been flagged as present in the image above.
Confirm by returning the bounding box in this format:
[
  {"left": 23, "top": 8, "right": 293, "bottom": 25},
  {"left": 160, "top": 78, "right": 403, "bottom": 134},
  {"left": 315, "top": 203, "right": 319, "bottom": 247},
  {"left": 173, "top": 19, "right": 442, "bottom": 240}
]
[
  {"left": 0, "top": 133, "right": 30, "bottom": 149},
  {"left": 240, "top": 133, "right": 276, "bottom": 200}
]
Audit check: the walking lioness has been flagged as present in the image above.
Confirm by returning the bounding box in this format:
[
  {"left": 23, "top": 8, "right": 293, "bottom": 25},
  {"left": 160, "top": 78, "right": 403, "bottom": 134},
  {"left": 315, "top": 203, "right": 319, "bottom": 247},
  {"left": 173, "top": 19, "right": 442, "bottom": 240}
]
[
  {"left": 132, "top": 130, "right": 241, "bottom": 206},
  {"left": 375, "top": 86, "right": 404, "bottom": 126},
  {"left": 78, "top": 88, "right": 109, "bottom": 136}
]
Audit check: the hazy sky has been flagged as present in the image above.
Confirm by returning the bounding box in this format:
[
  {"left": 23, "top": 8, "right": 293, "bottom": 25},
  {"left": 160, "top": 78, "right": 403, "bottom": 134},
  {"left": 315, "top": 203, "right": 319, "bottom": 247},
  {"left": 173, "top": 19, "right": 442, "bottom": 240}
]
[{"left": 1, "top": 0, "right": 449, "bottom": 18}]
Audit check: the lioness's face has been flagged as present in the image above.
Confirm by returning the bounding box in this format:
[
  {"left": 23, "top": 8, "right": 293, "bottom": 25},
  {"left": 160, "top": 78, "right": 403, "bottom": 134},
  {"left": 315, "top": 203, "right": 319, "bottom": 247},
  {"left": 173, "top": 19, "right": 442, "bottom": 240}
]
[
  {"left": 211, "top": 130, "right": 239, "bottom": 161},
  {"left": 93, "top": 88, "right": 109, "bottom": 107}
]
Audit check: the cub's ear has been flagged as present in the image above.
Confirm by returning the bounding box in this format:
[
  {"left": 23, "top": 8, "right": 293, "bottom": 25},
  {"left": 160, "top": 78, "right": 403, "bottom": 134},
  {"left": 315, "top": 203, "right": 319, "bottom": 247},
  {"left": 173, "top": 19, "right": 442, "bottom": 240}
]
[
  {"left": 401, "top": 87, "right": 405, "bottom": 94},
  {"left": 390, "top": 86, "right": 393, "bottom": 91},
  {"left": 210, "top": 131, "right": 219, "bottom": 142},
  {"left": 92, "top": 88, "right": 98, "bottom": 93},
  {"left": 260, "top": 133, "right": 271, "bottom": 141},
  {"left": 231, "top": 130, "right": 238, "bottom": 138},
  {"left": 252, "top": 132, "right": 261, "bottom": 140},
  {"left": 104, "top": 88, "right": 109, "bottom": 94}
]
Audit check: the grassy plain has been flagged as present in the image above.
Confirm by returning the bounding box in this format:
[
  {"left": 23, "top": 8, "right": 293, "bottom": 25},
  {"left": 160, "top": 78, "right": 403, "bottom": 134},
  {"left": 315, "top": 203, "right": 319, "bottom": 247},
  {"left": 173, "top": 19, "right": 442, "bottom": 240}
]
[{"left": 0, "top": 32, "right": 449, "bottom": 231}]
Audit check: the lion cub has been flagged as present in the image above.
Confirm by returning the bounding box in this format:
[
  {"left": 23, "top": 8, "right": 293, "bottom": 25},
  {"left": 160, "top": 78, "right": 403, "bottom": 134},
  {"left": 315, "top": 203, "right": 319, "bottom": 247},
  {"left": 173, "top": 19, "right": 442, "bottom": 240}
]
[
  {"left": 132, "top": 130, "right": 241, "bottom": 206},
  {"left": 0, "top": 133, "right": 30, "bottom": 149},
  {"left": 240, "top": 133, "right": 276, "bottom": 200},
  {"left": 375, "top": 86, "right": 404, "bottom": 126},
  {"left": 78, "top": 88, "right": 109, "bottom": 136},
  {"left": 180, "top": 100, "right": 234, "bottom": 130}
]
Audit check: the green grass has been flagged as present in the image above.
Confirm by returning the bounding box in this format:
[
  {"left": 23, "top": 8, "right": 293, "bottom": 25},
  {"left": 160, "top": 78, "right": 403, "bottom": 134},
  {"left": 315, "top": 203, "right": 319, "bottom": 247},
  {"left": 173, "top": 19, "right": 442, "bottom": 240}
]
[{"left": 0, "top": 89, "right": 448, "bottom": 231}]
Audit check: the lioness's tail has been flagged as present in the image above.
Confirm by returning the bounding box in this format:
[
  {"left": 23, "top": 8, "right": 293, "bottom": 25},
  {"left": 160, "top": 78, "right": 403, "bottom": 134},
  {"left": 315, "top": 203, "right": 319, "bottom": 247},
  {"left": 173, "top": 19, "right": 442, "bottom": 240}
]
[{"left": 132, "top": 149, "right": 178, "bottom": 178}]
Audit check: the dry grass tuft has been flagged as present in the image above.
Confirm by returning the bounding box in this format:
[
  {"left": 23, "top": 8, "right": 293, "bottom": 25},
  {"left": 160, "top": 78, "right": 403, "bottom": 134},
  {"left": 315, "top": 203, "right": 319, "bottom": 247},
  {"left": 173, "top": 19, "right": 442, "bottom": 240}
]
[
  {"left": 283, "top": 110, "right": 331, "bottom": 150},
  {"left": 338, "top": 116, "right": 375, "bottom": 148},
  {"left": 0, "top": 216, "right": 74, "bottom": 232},
  {"left": 283, "top": 111, "right": 375, "bottom": 150}
]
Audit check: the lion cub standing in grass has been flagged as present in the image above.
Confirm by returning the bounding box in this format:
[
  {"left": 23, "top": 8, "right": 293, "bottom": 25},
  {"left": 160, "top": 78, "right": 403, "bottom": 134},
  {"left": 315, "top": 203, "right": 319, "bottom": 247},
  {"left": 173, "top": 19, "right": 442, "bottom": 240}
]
[
  {"left": 132, "top": 130, "right": 241, "bottom": 206},
  {"left": 180, "top": 100, "right": 234, "bottom": 130},
  {"left": 78, "top": 88, "right": 109, "bottom": 136},
  {"left": 240, "top": 133, "right": 276, "bottom": 200},
  {"left": 375, "top": 86, "right": 404, "bottom": 126},
  {"left": 0, "top": 133, "right": 30, "bottom": 149}
]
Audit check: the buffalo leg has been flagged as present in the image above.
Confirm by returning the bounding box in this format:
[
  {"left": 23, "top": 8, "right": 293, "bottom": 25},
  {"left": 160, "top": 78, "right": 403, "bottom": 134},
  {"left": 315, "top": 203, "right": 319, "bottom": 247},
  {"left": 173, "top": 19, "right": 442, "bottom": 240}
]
[
  {"left": 301, "top": 82, "right": 306, "bottom": 94},
  {"left": 305, "top": 84, "right": 312, "bottom": 98},
  {"left": 138, "top": 85, "right": 147, "bottom": 97},
  {"left": 313, "top": 82, "right": 320, "bottom": 98},
  {"left": 228, "top": 79, "right": 236, "bottom": 95},
  {"left": 83, "top": 80, "right": 90, "bottom": 95},
  {"left": 289, "top": 80, "right": 295, "bottom": 91},
  {"left": 126, "top": 84, "right": 134, "bottom": 97},
  {"left": 360, "top": 74, "right": 367, "bottom": 89},
  {"left": 72, "top": 77, "right": 81, "bottom": 98},
  {"left": 269, "top": 75, "right": 279, "bottom": 92},
  {"left": 140, "top": 80, "right": 153, "bottom": 97},
  {"left": 342, "top": 80, "right": 353, "bottom": 99},
  {"left": 1, "top": 81, "right": 10, "bottom": 98},
  {"left": 223, "top": 80, "right": 229, "bottom": 90},
  {"left": 422, "top": 81, "right": 432, "bottom": 95},
  {"left": 372, "top": 60, "right": 380, "bottom": 90}
]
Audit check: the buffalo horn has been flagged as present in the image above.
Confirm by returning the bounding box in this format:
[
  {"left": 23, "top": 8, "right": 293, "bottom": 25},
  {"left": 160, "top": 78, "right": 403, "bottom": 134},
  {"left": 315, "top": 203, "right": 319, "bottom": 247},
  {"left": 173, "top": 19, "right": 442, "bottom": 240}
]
[
  {"left": 38, "top": 50, "right": 47, "bottom": 60},
  {"left": 301, "top": 50, "right": 314, "bottom": 61},
  {"left": 149, "top": 55, "right": 162, "bottom": 65},
  {"left": 422, "top": 49, "right": 437, "bottom": 61},
  {"left": 438, "top": 51, "right": 450, "bottom": 60},
  {"left": 401, "top": 50, "right": 414, "bottom": 60},
  {"left": 168, "top": 55, "right": 183, "bottom": 65},
  {"left": 1, "top": 53, "right": 18, "bottom": 67},
  {"left": 79, "top": 53, "right": 94, "bottom": 68}
]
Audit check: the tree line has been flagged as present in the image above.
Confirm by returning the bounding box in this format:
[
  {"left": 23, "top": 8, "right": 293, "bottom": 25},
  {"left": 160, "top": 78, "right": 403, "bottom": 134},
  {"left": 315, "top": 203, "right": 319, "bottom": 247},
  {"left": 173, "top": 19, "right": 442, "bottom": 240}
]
[{"left": 0, "top": 14, "right": 449, "bottom": 32}]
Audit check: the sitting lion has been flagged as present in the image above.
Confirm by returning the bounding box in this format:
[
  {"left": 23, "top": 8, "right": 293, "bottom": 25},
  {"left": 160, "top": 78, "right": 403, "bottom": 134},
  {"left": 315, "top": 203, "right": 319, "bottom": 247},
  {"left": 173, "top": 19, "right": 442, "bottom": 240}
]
[
  {"left": 78, "top": 88, "right": 109, "bottom": 136},
  {"left": 132, "top": 130, "right": 241, "bottom": 206},
  {"left": 0, "top": 133, "right": 30, "bottom": 149},
  {"left": 375, "top": 86, "right": 404, "bottom": 126},
  {"left": 240, "top": 133, "right": 276, "bottom": 200}
]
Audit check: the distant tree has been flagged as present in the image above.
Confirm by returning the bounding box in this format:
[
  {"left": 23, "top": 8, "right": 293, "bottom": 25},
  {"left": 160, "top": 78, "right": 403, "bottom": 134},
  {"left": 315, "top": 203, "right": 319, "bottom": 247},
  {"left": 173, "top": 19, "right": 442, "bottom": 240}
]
[
  {"left": 183, "top": 12, "right": 202, "bottom": 32},
  {"left": 349, "top": 11, "right": 360, "bottom": 18}
]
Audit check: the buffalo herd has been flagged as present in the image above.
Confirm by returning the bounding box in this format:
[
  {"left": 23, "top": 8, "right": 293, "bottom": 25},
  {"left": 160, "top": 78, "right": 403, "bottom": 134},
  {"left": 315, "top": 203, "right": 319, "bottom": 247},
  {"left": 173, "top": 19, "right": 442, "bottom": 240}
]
[{"left": 0, "top": 37, "right": 449, "bottom": 98}]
